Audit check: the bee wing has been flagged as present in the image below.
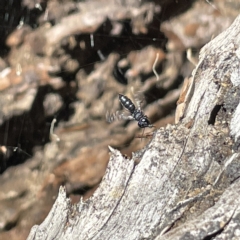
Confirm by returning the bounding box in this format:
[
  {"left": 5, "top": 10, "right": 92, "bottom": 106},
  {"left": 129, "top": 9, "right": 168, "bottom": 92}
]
[
  {"left": 106, "top": 110, "right": 134, "bottom": 123},
  {"left": 135, "top": 96, "right": 143, "bottom": 110},
  {"left": 106, "top": 110, "right": 116, "bottom": 123},
  {"left": 130, "top": 87, "right": 145, "bottom": 110},
  {"left": 119, "top": 111, "right": 134, "bottom": 120}
]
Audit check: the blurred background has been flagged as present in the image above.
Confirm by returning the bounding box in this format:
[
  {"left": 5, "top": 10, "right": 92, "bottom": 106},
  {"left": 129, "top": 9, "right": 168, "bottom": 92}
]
[{"left": 0, "top": 0, "right": 238, "bottom": 239}]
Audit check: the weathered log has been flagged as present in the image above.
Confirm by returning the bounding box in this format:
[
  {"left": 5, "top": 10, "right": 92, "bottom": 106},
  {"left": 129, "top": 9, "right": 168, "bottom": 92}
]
[{"left": 27, "top": 15, "right": 240, "bottom": 240}]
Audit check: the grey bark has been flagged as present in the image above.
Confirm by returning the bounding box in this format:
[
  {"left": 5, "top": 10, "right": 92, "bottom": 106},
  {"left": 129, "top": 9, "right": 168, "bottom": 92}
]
[{"left": 27, "top": 15, "right": 240, "bottom": 240}]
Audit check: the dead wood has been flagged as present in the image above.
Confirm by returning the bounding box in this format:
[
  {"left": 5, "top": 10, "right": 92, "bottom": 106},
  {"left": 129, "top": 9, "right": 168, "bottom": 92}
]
[{"left": 27, "top": 15, "right": 240, "bottom": 240}]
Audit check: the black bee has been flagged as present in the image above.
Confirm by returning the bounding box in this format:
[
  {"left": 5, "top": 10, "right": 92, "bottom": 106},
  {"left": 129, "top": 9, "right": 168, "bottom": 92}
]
[{"left": 118, "top": 94, "right": 153, "bottom": 128}]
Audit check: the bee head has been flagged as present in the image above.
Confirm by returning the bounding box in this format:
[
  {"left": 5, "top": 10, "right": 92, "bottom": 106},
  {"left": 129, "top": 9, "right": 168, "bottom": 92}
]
[{"left": 138, "top": 117, "right": 153, "bottom": 128}]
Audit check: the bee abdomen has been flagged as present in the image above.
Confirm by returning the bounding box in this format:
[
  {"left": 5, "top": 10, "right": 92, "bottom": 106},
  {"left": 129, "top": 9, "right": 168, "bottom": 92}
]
[{"left": 119, "top": 94, "right": 135, "bottom": 113}]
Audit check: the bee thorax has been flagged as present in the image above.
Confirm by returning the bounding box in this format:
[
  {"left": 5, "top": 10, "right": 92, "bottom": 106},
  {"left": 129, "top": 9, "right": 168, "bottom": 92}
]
[{"left": 133, "top": 110, "right": 144, "bottom": 121}]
